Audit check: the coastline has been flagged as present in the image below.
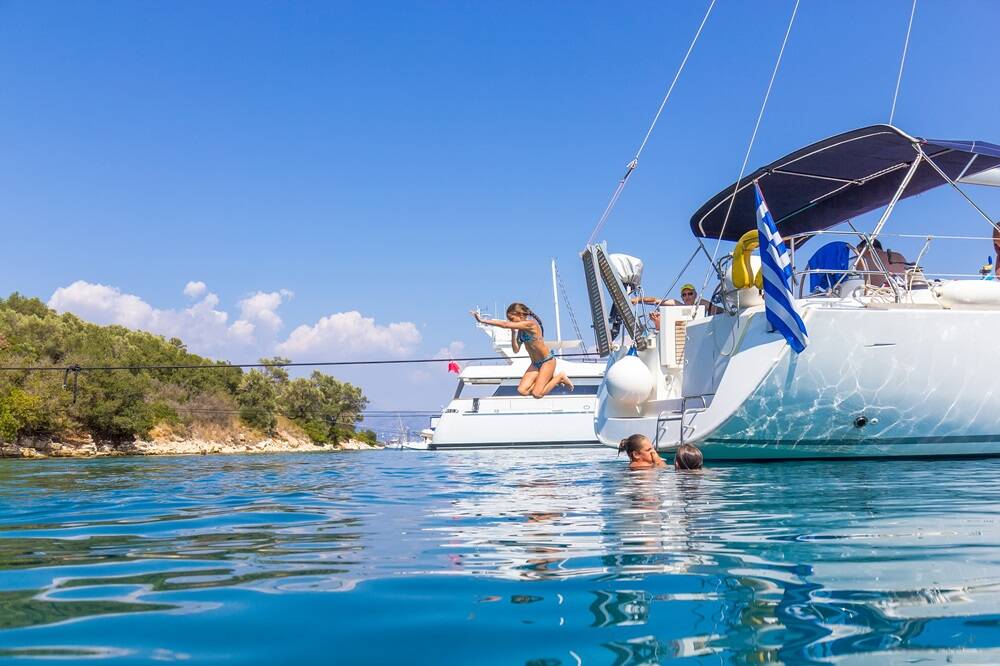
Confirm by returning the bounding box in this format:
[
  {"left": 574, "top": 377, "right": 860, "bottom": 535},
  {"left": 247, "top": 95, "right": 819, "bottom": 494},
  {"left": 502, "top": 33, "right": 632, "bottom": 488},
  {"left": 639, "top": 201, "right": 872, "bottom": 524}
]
[{"left": 0, "top": 430, "right": 380, "bottom": 459}]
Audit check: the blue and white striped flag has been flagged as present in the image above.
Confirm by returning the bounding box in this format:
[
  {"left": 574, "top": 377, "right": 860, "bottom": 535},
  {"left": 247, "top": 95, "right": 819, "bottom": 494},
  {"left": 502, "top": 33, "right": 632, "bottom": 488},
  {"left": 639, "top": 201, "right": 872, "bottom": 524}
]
[{"left": 754, "top": 182, "right": 808, "bottom": 353}]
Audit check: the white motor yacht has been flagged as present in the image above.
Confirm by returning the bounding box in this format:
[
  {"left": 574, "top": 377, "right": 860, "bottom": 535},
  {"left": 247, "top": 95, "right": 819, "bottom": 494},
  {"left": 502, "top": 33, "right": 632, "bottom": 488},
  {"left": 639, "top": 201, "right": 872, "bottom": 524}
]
[
  {"left": 425, "top": 314, "right": 605, "bottom": 450},
  {"left": 587, "top": 125, "right": 1000, "bottom": 460}
]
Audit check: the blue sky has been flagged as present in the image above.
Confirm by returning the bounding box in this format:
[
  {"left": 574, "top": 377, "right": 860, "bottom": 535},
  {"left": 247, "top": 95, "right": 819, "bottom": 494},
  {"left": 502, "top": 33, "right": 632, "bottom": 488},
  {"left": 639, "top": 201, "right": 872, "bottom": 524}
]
[{"left": 1, "top": 1, "right": 998, "bottom": 411}]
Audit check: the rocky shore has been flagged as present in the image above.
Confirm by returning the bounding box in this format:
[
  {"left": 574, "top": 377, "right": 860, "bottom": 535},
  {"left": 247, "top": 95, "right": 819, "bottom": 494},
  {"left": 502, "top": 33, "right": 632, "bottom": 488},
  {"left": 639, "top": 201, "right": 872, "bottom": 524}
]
[{"left": 0, "top": 430, "right": 379, "bottom": 459}]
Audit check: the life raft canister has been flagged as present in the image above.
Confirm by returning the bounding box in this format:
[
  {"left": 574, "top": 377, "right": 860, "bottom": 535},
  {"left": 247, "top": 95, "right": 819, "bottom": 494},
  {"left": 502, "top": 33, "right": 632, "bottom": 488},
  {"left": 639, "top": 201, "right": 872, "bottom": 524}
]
[{"left": 732, "top": 229, "right": 764, "bottom": 290}]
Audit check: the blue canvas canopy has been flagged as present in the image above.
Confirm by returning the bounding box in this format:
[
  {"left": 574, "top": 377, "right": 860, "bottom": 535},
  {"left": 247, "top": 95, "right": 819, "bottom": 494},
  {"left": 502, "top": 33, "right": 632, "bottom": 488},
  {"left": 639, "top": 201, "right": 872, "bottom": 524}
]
[{"left": 690, "top": 125, "right": 1000, "bottom": 241}]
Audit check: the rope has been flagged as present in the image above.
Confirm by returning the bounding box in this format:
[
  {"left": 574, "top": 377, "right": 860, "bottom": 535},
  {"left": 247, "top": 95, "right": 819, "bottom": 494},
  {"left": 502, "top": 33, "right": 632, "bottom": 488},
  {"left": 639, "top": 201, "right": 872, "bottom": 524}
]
[
  {"left": 554, "top": 262, "right": 591, "bottom": 355},
  {"left": 654, "top": 244, "right": 702, "bottom": 307},
  {"left": 0, "top": 353, "right": 599, "bottom": 374},
  {"left": 698, "top": 0, "right": 800, "bottom": 300},
  {"left": 585, "top": 0, "right": 716, "bottom": 244},
  {"left": 889, "top": 0, "right": 917, "bottom": 125}
]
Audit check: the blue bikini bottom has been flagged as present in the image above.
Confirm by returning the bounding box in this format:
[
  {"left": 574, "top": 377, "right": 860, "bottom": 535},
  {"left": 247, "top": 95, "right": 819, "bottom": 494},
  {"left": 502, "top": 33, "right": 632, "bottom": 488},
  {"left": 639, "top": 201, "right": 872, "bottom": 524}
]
[{"left": 531, "top": 353, "right": 556, "bottom": 370}]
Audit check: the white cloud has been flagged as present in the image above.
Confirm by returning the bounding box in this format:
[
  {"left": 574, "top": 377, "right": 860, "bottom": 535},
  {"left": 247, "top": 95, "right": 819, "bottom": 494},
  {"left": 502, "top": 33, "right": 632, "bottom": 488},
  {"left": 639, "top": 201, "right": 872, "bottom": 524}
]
[
  {"left": 183, "top": 281, "right": 207, "bottom": 299},
  {"left": 237, "top": 290, "right": 293, "bottom": 332},
  {"left": 277, "top": 311, "right": 421, "bottom": 359},
  {"left": 45, "top": 281, "right": 437, "bottom": 407},
  {"left": 434, "top": 341, "right": 465, "bottom": 359},
  {"left": 228, "top": 319, "right": 256, "bottom": 344},
  {"left": 48, "top": 280, "right": 256, "bottom": 356}
]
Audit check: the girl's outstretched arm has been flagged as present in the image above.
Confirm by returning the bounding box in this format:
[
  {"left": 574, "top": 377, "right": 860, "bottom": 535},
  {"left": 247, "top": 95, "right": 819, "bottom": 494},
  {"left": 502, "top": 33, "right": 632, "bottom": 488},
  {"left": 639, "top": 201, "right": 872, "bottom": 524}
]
[{"left": 470, "top": 311, "right": 533, "bottom": 330}]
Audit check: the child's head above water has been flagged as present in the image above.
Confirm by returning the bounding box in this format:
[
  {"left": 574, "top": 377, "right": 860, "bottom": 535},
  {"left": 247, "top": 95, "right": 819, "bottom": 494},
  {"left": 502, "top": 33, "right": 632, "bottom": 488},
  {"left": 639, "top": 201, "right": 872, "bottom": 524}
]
[{"left": 674, "top": 443, "right": 704, "bottom": 470}]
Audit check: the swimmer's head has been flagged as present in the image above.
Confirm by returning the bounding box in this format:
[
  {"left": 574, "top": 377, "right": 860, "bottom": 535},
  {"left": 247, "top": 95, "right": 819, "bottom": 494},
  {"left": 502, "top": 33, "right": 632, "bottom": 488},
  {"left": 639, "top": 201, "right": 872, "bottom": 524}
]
[
  {"left": 619, "top": 434, "right": 653, "bottom": 461},
  {"left": 674, "top": 444, "right": 704, "bottom": 470}
]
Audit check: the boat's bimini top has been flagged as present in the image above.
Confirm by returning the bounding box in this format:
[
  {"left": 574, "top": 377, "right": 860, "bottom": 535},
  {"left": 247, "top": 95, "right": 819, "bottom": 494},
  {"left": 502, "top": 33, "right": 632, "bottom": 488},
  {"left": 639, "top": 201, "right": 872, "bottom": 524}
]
[{"left": 690, "top": 124, "right": 1000, "bottom": 241}]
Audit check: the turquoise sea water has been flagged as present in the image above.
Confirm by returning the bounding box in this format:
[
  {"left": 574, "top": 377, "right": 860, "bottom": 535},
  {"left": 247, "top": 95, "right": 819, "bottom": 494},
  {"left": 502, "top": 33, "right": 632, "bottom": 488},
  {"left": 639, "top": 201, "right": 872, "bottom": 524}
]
[{"left": 2, "top": 451, "right": 1000, "bottom": 664}]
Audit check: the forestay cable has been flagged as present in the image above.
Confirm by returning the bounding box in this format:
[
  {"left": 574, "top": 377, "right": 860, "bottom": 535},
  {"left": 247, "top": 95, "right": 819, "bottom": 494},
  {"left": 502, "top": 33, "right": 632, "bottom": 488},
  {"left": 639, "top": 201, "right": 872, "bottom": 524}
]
[
  {"left": 585, "top": 0, "right": 716, "bottom": 245},
  {"left": 889, "top": 0, "right": 917, "bottom": 125},
  {"left": 698, "top": 0, "right": 800, "bottom": 300}
]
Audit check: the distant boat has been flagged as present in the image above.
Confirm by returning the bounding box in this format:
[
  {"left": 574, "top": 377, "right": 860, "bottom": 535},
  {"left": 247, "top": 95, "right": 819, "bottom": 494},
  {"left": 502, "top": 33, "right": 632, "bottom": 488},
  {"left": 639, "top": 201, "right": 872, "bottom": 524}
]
[
  {"left": 385, "top": 436, "right": 431, "bottom": 451},
  {"left": 588, "top": 125, "right": 1000, "bottom": 460}
]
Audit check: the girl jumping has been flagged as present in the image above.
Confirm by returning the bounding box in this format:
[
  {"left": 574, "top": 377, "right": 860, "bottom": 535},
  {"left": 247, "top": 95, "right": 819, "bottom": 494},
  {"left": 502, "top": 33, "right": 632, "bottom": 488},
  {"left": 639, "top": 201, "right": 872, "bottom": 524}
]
[{"left": 472, "top": 303, "right": 573, "bottom": 398}]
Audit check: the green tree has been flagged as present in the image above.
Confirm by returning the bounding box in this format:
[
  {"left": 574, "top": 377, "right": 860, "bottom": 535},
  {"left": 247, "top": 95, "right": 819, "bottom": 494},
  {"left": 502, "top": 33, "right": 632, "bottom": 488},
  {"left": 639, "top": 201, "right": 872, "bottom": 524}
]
[
  {"left": 236, "top": 370, "right": 278, "bottom": 434},
  {"left": 259, "top": 357, "right": 291, "bottom": 385},
  {"left": 310, "top": 372, "right": 368, "bottom": 444},
  {"left": 0, "top": 387, "right": 42, "bottom": 441},
  {"left": 1, "top": 293, "right": 51, "bottom": 319},
  {"left": 72, "top": 370, "right": 156, "bottom": 440},
  {"left": 281, "top": 377, "right": 322, "bottom": 420},
  {"left": 277, "top": 372, "right": 368, "bottom": 444}
]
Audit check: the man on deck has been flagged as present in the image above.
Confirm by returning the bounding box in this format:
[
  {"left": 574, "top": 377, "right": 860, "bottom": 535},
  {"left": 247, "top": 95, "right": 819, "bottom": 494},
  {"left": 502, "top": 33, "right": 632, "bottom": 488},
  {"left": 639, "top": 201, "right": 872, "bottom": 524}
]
[{"left": 633, "top": 284, "right": 714, "bottom": 330}]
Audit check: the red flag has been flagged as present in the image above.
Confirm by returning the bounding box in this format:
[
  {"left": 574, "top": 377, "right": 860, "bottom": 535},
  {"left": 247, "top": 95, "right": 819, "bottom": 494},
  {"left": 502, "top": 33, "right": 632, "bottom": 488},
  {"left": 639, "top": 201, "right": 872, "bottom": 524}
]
[{"left": 447, "top": 361, "right": 461, "bottom": 374}]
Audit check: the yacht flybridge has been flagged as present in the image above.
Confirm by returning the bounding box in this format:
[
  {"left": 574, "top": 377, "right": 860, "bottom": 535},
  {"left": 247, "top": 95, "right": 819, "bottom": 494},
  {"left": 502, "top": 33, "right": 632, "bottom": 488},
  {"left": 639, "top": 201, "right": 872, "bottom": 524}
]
[{"left": 588, "top": 125, "right": 1000, "bottom": 460}]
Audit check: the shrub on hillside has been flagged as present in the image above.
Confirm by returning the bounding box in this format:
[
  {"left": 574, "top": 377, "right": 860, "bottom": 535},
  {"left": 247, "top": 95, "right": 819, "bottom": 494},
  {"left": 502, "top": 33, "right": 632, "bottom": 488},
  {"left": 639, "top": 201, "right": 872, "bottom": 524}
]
[{"left": 236, "top": 370, "right": 278, "bottom": 435}]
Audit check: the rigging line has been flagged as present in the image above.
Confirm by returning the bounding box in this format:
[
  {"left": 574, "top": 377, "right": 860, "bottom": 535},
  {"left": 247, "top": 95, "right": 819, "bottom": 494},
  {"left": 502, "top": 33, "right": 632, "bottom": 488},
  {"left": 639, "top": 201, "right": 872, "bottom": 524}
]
[
  {"left": 654, "top": 244, "right": 702, "bottom": 307},
  {"left": 0, "top": 353, "right": 598, "bottom": 374},
  {"left": 916, "top": 145, "right": 1000, "bottom": 235},
  {"left": 889, "top": 0, "right": 917, "bottom": 125},
  {"left": 585, "top": 0, "right": 716, "bottom": 245},
  {"left": 554, "top": 263, "right": 589, "bottom": 355},
  {"left": 698, "top": 0, "right": 800, "bottom": 300}
]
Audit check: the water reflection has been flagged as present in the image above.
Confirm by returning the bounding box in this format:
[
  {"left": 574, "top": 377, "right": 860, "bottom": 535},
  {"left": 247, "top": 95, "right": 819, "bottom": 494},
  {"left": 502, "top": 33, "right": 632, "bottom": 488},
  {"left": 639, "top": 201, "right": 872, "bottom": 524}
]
[{"left": 2, "top": 453, "right": 1000, "bottom": 662}]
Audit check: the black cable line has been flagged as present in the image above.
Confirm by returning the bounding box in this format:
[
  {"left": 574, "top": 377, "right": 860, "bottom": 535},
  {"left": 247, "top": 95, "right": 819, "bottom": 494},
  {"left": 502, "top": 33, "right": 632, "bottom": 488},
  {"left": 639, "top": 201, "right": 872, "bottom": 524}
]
[{"left": 0, "top": 352, "right": 599, "bottom": 373}]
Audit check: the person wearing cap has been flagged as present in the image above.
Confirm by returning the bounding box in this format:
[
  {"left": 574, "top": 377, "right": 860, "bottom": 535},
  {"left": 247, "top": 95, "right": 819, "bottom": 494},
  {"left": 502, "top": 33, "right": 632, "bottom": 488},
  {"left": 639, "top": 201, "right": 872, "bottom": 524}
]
[{"left": 633, "top": 284, "right": 715, "bottom": 330}]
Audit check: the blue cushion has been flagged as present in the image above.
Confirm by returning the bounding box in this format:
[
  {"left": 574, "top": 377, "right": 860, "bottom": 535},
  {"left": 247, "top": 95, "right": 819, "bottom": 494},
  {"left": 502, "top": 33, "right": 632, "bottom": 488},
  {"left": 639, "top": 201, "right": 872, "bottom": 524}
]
[{"left": 806, "top": 241, "right": 852, "bottom": 293}]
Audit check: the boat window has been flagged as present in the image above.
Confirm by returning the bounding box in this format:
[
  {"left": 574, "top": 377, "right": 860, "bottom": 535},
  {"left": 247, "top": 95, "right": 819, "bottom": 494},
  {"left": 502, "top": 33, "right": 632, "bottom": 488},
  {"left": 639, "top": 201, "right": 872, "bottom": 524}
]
[{"left": 455, "top": 382, "right": 502, "bottom": 399}]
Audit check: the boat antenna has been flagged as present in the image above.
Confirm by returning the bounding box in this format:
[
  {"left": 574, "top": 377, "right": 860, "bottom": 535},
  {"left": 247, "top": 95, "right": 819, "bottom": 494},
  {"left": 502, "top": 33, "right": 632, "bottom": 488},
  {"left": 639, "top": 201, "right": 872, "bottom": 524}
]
[
  {"left": 585, "top": 0, "right": 716, "bottom": 245},
  {"left": 551, "top": 258, "right": 563, "bottom": 355},
  {"left": 889, "top": 0, "right": 917, "bottom": 125},
  {"left": 698, "top": 0, "right": 800, "bottom": 302}
]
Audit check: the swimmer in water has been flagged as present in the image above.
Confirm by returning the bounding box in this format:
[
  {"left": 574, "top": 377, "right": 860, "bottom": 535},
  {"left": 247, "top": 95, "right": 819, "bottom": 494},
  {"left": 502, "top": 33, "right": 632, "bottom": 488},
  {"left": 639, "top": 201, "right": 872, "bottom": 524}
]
[
  {"left": 673, "top": 443, "right": 704, "bottom": 470},
  {"left": 618, "top": 434, "right": 666, "bottom": 470}
]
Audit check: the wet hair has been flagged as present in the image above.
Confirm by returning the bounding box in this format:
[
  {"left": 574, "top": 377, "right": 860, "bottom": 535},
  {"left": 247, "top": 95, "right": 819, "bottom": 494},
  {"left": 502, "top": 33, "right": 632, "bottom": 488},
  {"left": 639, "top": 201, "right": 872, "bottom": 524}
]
[
  {"left": 506, "top": 302, "right": 544, "bottom": 335},
  {"left": 618, "top": 434, "right": 650, "bottom": 456},
  {"left": 674, "top": 444, "right": 704, "bottom": 470}
]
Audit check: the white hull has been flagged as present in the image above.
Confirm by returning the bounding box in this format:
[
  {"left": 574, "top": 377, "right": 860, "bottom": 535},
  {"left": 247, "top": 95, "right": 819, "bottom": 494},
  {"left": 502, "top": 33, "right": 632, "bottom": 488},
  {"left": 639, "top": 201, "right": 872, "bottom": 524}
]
[
  {"left": 597, "top": 299, "right": 1000, "bottom": 460},
  {"left": 430, "top": 395, "right": 602, "bottom": 450},
  {"left": 427, "top": 316, "right": 605, "bottom": 450}
]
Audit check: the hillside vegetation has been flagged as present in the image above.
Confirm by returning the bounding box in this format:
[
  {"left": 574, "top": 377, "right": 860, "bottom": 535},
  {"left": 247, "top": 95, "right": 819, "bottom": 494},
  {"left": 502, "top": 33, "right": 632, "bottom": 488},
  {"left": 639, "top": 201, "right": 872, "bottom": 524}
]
[{"left": 0, "top": 293, "right": 373, "bottom": 445}]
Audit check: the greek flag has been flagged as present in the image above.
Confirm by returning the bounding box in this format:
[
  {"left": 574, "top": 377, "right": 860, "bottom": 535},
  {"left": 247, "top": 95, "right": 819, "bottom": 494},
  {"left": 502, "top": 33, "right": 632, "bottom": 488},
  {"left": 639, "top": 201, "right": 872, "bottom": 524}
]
[{"left": 755, "top": 182, "right": 808, "bottom": 353}]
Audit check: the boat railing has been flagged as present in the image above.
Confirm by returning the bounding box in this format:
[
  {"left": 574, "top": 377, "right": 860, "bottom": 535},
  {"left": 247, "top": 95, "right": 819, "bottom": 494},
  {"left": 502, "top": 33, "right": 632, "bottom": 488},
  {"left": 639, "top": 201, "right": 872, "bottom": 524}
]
[{"left": 786, "top": 229, "right": 998, "bottom": 299}]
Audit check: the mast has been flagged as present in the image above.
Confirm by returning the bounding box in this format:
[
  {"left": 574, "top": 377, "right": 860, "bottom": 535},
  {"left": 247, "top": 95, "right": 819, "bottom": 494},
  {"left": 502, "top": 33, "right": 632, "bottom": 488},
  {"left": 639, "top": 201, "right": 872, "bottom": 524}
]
[{"left": 551, "top": 258, "right": 562, "bottom": 354}]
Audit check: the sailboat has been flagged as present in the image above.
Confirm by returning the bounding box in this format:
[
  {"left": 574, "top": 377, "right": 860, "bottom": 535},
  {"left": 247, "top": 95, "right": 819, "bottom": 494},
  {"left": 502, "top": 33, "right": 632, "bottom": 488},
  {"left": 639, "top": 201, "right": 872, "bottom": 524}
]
[{"left": 587, "top": 124, "right": 1000, "bottom": 460}]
